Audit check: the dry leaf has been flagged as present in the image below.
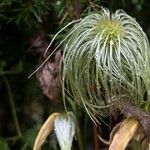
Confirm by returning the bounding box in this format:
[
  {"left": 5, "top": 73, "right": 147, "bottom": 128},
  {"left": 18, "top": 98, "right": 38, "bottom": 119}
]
[
  {"left": 109, "top": 118, "right": 139, "bottom": 150},
  {"left": 33, "top": 112, "right": 60, "bottom": 150},
  {"left": 36, "top": 50, "right": 62, "bottom": 101}
]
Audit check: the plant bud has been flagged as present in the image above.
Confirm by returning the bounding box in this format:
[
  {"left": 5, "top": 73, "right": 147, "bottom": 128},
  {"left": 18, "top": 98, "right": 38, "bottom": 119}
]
[{"left": 54, "top": 112, "right": 75, "bottom": 150}]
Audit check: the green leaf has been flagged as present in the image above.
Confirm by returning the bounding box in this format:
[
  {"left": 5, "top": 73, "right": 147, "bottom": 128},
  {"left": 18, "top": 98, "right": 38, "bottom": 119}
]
[
  {"left": 0, "top": 138, "right": 10, "bottom": 150},
  {"left": 23, "top": 126, "right": 39, "bottom": 147}
]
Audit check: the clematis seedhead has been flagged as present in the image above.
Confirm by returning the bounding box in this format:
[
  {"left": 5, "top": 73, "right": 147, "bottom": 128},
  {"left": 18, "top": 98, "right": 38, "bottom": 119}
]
[{"left": 61, "top": 8, "right": 150, "bottom": 121}]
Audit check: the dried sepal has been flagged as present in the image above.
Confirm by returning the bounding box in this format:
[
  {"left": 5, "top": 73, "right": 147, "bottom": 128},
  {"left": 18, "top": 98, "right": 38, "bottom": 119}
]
[
  {"left": 109, "top": 118, "right": 140, "bottom": 150},
  {"left": 33, "top": 112, "right": 60, "bottom": 150}
]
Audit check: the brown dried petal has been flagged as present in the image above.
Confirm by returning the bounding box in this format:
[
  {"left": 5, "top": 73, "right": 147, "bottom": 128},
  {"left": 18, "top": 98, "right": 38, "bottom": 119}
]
[{"left": 118, "top": 99, "right": 150, "bottom": 139}]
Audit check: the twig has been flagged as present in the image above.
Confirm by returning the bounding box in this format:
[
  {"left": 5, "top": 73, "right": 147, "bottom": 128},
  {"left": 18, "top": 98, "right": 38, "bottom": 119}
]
[
  {"left": 75, "top": 0, "right": 81, "bottom": 19},
  {"left": 6, "top": 135, "right": 20, "bottom": 142},
  {"left": 59, "top": 11, "right": 68, "bottom": 25},
  {"left": 86, "top": 0, "right": 98, "bottom": 11},
  {"left": 109, "top": 122, "right": 122, "bottom": 142},
  {"left": 21, "top": 142, "right": 28, "bottom": 150},
  {"left": 97, "top": 134, "right": 110, "bottom": 145},
  {"left": 97, "top": 121, "right": 122, "bottom": 146}
]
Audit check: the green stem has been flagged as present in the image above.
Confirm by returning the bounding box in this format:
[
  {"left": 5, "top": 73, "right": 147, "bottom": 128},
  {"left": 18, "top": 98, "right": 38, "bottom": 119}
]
[
  {"left": 6, "top": 135, "right": 20, "bottom": 142},
  {"left": 76, "top": 120, "right": 84, "bottom": 150},
  {"left": 68, "top": 98, "right": 84, "bottom": 150},
  {"left": 82, "top": 113, "right": 89, "bottom": 149},
  {"left": 3, "top": 75, "right": 22, "bottom": 138},
  {"left": 21, "top": 142, "right": 28, "bottom": 150}
]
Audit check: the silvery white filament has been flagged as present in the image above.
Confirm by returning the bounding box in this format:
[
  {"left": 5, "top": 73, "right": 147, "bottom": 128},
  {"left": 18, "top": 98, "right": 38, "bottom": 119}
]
[
  {"left": 62, "top": 7, "right": 150, "bottom": 119},
  {"left": 54, "top": 113, "right": 75, "bottom": 150}
]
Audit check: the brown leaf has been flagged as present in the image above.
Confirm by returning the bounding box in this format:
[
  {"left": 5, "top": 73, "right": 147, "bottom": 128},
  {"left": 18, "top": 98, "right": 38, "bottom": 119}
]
[
  {"left": 33, "top": 112, "right": 60, "bottom": 150},
  {"left": 36, "top": 50, "right": 62, "bottom": 101},
  {"left": 109, "top": 118, "right": 140, "bottom": 150}
]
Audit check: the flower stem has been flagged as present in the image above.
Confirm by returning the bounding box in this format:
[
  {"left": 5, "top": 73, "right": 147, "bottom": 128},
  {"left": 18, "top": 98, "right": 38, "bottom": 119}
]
[{"left": 3, "top": 75, "right": 22, "bottom": 138}]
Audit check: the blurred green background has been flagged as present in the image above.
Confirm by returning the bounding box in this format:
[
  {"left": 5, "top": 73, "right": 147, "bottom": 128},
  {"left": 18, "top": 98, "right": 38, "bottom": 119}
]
[{"left": 0, "top": 0, "right": 150, "bottom": 149}]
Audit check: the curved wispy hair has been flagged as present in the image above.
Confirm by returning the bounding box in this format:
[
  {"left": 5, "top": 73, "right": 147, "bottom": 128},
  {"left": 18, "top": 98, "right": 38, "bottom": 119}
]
[{"left": 61, "top": 8, "right": 150, "bottom": 121}]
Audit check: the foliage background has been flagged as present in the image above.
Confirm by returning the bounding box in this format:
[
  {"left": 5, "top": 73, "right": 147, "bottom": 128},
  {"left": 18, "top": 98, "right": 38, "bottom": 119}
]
[{"left": 0, "top": 0, "right": 150, "bottom": 149}]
